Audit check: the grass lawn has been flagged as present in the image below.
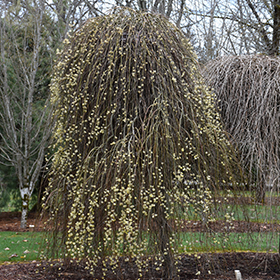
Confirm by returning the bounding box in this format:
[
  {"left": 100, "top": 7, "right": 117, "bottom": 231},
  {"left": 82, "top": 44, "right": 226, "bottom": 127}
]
[
  {"left": 0, "top": 232, "right": 45, "bottom": 263},
  {"left": 217, "top": 204, "right": 280, "bottom": 223},
  {"left": 178, "top": 232, "right": 279, "bottom": 253},
  {"left": 0, "top": 230, "right": 278, "bottom": 264}
]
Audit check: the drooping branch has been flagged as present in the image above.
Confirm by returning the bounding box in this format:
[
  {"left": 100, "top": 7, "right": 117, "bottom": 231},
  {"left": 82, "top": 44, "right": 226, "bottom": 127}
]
[{"left": 203, "top": 54, "right": 280, "bottom": 202}]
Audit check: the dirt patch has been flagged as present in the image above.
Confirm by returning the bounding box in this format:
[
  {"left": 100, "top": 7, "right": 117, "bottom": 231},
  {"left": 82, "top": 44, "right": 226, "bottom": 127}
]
[{"left": 0, "top": 211, "right": 46, "bottom": 232}]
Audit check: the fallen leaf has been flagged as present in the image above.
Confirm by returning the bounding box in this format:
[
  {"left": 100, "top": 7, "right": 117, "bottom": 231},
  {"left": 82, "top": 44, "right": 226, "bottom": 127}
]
[
  {"left": 23, "top": 250, "right": 30, "bottom": 254},
  {"left": 9, "top": 254, "right": 18, "bottom": 259},
  {"left": 4, "top": 247, "right": 10, "bottom": 251},
  {"left": 23, "top": 239, "right": 28, "bottom": 242}
]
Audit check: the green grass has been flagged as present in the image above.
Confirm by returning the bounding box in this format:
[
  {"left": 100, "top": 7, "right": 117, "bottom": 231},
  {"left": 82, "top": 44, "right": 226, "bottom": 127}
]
[
  {"left": 0, "top": 232, "right": 45, "bottom": 263},
  {"left": 206, "top": 202, "right": 280, "bottom": 223},
  {"left": 0, "top": 230, "right": 278, "bottom": 264},
  {"left": 177, "top": 232, "right": 279, "bottom": 253},
  {"left": 226, "top": 204, "right": 280, "bottom": 223},
  {"left": 173, "top": 205, "right": 280, "bottom": 225},
  {"left": 175, "top": 198, "right": 280, "bottom": 223}
]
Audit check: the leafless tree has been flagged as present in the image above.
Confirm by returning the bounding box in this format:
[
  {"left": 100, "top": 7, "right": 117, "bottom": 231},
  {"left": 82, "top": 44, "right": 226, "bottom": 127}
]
[
  {"left": 0, "top": 0, "right": 55, "bottom": 228},
  {"left": 242, "top": 0, "right": 280, "bottom": 55},
  {"left": 44, "top": 0, "right": 104, "bottom": 39},
  {"left": 104, "top": 0, "right": 186, "bottom": 26},
  {"left": 186, "top": 0, "right": 280, "bottom": 61}
]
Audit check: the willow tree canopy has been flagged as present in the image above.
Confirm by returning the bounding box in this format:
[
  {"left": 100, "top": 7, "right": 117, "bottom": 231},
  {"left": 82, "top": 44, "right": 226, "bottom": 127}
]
[{"left": 44, "top": 8, "right": 241, "bottom": 279}]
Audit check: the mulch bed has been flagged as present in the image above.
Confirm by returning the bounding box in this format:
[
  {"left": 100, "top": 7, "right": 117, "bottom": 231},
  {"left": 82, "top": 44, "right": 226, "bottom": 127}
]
[
  {"left": 0, "top": 253, "right": 279, "bottom": 279},
  {"left": 1, "top": 212, "right": 280, "bottom": 279}
]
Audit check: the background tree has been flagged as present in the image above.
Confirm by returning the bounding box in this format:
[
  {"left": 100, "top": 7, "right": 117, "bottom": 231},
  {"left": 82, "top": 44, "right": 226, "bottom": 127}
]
[
  {"left": 184, "top": 0, "right": 280, "bottom": 61},
  {"left": 202, "top": 54, "right": 280, "bottom": 202},
  {"left": 43, "top": 8, "right": 243, "bottom": 279},
  {"left": 242, "top": 0, "right": 280, "bottom": 55},
  {"left": 0, "top": 0, "right": 54, "bottom": 228},
  {"left": 0, "top": 0, "right": 101, "bottom": 225},
  {"left": 109, "top": 0, "right": 186, "bottom": 26}
]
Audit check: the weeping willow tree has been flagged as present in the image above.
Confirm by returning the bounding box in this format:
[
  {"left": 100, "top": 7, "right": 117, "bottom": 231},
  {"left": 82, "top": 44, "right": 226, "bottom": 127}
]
[
  {"left": 203, "top": 55, "right": 280, "bottom": 203},
  {"left": 43, "top": 8, "right": 243, "bottom": 279}
]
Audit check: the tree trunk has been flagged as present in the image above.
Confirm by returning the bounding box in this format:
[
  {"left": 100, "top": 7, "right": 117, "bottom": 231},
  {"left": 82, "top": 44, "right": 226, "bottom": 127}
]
[
  {"left": 256, "top": 173, "right": 266, "bottom": 204},
  {"left": 271, "top": 0, "right": 280, "bottom": 55},
  {"left": 20, "top": 190, "right": 30, "bottom": 228},
  {"left": 157, "top": 205, "right": 178, "bottom": 280}
]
